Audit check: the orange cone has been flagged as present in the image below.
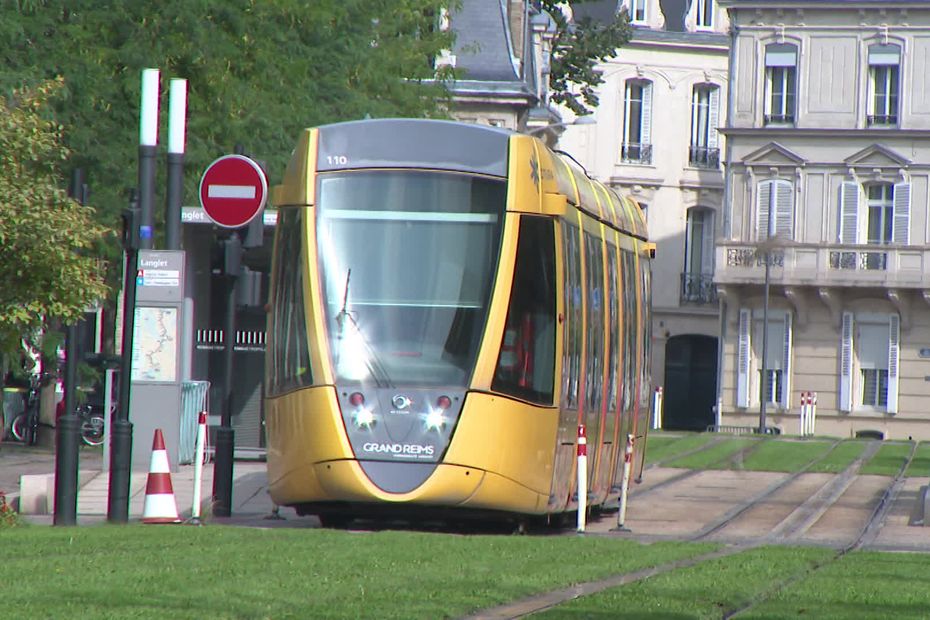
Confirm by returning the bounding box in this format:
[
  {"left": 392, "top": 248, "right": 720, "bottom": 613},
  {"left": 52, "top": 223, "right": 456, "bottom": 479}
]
[{"left": 142, "top": 429, "right": 181, "bottom": 524}]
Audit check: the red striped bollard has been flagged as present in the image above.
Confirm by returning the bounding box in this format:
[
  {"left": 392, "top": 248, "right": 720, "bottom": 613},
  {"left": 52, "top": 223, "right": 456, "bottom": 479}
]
[
  {"left": 190, "top": 411, "right": 207, "bottom": 525},
  {"left": 614, "top": 433, "right": 634, "bottom": 532},
  {"left": 577, "top": 424, "right": 587, "bottom": 533}
]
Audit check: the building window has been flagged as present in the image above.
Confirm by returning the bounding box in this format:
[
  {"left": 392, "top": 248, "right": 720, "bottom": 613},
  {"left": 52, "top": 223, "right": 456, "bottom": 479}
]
[
  {"left": 868, "top": 44, "right": 900, "bottom": 127},
  {"left": 866, "top": 184, "right": 894, "bottom": 245},
  {"left": 689, "top": 85, "right": 720, "bottom": 168},
  {"left": 755, "top": 179, "right": 794, "bottom": 241},
  {"left": 764, "top": 43, "right": 797, "bottom": 125},
  {"left": 839, "top": 312, "right": 900, "bottom": 413},
  {"left": 682, "top": 208, "right": 716, "bottom": 304},
  {"left": 621, "top": 80, "right": 653, "bottom": 164},
  {"left": 629, "top": 0, "right": 646, "bottom": 24},
  {"left": 737, "top": 309, "right": 792, "bottom": 409},
  {"left": 695, "top": 0, "right": 714, "bottom": 29}
]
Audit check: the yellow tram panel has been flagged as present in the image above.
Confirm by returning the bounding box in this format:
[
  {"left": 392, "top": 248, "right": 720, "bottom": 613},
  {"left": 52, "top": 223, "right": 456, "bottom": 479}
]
[{"left": 272, "top": 128, "right": 318, "bottom": 207}]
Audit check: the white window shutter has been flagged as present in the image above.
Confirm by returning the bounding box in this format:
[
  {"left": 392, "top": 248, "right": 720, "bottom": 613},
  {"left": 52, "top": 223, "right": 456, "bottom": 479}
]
[
  {"left": 756, "top": 181, "right": 772, "bottom": 240},
  {"left": 641, "top": 82, "right": 653, "bottom": 146},
  {"left": 708, "top": 87, "right": 720, "bottom": 149},
  {"left": 839, "top": 312, "right": 854, "bottom": 412},
  {"left": 701, "top": 210, "right": 715, "bottom": 274},
  {"left": 774, "top": 180, "right": 794, "bottom": 239},
  {"left": 779, "top": 312, "right": 792, "bottom": 409},
  {"left": 839, "top": 181, "right": 860, "bottom": 244},
  {"left": 737, "top": 308, "right": 751, "bottom": 408},
  {"left": 893, "top": 182, "right": 911, "bottom": 245},
  {"left": 887, "top": 314, "right": 900, "bottom": 414}
]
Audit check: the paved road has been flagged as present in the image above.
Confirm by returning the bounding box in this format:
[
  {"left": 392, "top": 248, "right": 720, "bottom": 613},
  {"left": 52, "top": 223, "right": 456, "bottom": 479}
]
[{"left": 0, "top": 441, "right": 102, "bottom": 501}]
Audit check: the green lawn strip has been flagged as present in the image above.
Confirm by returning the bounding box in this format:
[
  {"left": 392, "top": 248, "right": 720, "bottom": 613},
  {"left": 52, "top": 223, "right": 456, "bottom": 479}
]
[
  {"left": 736, "top": 439, "right": 835, "bottom": 473},
  {"left": 904, "top": 441, "right": 930, "bottom": 478},
  {"left": 643, "top": 432, "right": 719, "bottom": 465},
  {"left": 536, "top": 545, "right": 832, "bottom": 619},
  {"left": 744, "top": 550, "right": 930, "bottom": 619},
  {"left": 0, "top": 526, "right": 715, "bottom": 620},
  {"left": 662, "top": 438, "right": 755, "bottom": 469},
  {"left": 807, "top": 439, "right": 869, "bottom": 473},
  {"left": 860, "top": 441, "right": 913, "bottom": 476}
]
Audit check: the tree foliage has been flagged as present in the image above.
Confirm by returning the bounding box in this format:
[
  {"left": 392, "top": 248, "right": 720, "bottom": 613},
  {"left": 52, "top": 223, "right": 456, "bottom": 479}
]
[
  {"left": 0, "top": 78, "right": 109, "bottom": 350},
  {"left": 540, "top": 0, "right": 632, "bottom": 116},
  {"left": 0, "top": 0, "right": 456, "bottom": 237}
]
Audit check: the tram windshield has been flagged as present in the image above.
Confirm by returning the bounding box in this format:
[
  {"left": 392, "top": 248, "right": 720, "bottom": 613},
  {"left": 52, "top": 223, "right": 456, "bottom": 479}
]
[{"left": 317, "top": 170, "right": 505, "bottom": 386}]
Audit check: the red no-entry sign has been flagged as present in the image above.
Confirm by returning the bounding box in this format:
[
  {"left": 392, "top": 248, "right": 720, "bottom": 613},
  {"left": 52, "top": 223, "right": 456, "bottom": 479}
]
[{"left": 199, "top": 154, "right": 268, "bottom": 228}]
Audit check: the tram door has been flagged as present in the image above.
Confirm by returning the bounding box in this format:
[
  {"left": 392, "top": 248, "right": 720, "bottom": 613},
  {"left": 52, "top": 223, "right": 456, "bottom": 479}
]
[{"left": 663, "top": 335, "right": 717, "bottom": 430}]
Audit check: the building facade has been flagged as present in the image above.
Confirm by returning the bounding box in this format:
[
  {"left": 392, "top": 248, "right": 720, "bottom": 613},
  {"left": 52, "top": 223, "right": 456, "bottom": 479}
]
[
  {"left": 560, "top": 0, "right": 730, "bottom": 430},
  {"left": 716, "top": 0, "right": 930, "bottom": 439}
]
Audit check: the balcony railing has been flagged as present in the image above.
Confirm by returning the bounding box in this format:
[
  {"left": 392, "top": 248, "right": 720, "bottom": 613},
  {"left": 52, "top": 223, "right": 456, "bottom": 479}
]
[
  {"left": 620, "top": 142, "right": 652, "bottom": 164},
  {"left": 680, "top": 273, "right": 718, "bottom": 304},
  {"left": 867, "top": 114, "right": 897, "bottom": 126},
  {"left": 715, "top": 241, "right": 927, "bottom": 288},
  {"left": 688, "top": 146, "right": 720, "bottom": 168},
  {"left": 763, "top": 113, "right": 795, "bottom": 125}
]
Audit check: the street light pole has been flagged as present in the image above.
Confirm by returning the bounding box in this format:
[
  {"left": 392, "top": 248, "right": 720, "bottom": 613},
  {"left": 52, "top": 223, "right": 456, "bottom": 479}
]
[{"left": 759, "top": 250, "right": 771, "bottom": 435}]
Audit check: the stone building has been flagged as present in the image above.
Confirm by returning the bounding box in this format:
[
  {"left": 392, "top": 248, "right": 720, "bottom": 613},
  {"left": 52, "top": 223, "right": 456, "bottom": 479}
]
[
  {"left": 560, "top": 0, "right": 731, "bottom": 430},
  {"left": 716, "top": 0, "right": 930, "bottom": 439}
]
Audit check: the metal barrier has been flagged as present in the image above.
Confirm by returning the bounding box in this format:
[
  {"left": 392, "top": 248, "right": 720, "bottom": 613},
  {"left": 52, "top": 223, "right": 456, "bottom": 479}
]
[
  {"left": 179, "top": 381, "right": 210, "bottom": 464},
  {"left": 706, "top": 424, "right": 781, "bottom": 436}
]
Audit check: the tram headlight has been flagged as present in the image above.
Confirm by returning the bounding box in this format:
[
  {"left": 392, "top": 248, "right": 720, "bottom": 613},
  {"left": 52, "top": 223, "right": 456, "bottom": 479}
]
[
  {"left": 354, "top": 406, "right": 375, "bottom": 429},
  {"left": 424, "top": 395, "right": 451, "bottom": 432}
]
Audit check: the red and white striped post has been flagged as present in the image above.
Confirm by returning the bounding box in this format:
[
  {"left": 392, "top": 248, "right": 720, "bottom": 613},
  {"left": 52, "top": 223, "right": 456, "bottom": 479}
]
[
  {"left": 615, "top": 433, "right": 634, "bottom": 531},
  {"left": 810, "top": 392, "right": 818, "bottom": 437},
  {"left": 576, "top": 424, "right": 587, "bottom": 533},
  {"left": 190, "top": 411, "right": 208, "bottom": 524},
  {"left": 799, "top": 392, "right": 809, "bottom": 437}
]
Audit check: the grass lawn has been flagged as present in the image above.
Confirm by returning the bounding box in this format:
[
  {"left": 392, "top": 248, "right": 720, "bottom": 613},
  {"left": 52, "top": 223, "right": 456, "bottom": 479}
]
[
  {"left": 904, "top": 441, "right": 930, "bottom": 478},
  {"left": 642, "top": 432, "right": 719, "bottom": 465},
  {"left": 860, "top": 441, "right": 913, "bottom": 476},
  {"left": 735, "top": 438, "right": 835, "bottom": 473},
  {"left": 662, "top": 438, "right": 756, "bottom": 469},
  {"left": 806, "top": 439, "right": 869, "bottom": 473},
  {"left": 540, "top": 546, "right": 930, "bottom": 619},
  {"left": 0, "top": 526, "right": 715, "bottom": 619}
]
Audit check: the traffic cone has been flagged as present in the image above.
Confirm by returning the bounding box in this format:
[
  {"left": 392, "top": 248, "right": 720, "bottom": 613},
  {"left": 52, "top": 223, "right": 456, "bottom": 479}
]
[{"left": 142, "top": 429, "right": 181, "bottom": 524}]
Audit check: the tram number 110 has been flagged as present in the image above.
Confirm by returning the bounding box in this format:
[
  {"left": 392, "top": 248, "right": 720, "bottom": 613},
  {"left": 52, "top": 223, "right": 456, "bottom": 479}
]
[{"left": 326, "top": 155, "right": 348, "bottom": 166}]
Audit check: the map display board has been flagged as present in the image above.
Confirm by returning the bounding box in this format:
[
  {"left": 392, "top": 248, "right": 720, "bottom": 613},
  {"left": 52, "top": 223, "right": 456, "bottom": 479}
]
[{"left": 131, "top": 306, "right": 179, "bottom": 382}]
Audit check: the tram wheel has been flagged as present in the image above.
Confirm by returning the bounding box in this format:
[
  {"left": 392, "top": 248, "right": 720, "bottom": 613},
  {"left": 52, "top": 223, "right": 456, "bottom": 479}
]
[{"left": 317, "top": 514, "right": 353, "bottom": 529}]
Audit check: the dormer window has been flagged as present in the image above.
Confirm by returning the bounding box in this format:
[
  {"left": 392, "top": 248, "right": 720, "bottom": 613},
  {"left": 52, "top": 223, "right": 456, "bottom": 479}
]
[
  {"left": 695, "top": 0, "right": 714, "bottom": 30},
  {"left": 764, "top": 43, "right": 797, "bottom": 126},
  {"left": 629, "top": 0, "right": 647, "bottom": 24},
  {"left": 868, "top": 44, "right": 900, "bottom": 127}
]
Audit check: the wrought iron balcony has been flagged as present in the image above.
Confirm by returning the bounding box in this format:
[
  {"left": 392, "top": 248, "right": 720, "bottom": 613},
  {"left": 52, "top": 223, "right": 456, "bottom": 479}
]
[
  {"left": 688, "top": 146, "right": 720, "bottom": 168},
  {"left": 680, "top": 272, "right": 718, "bottom": 305},
  {"left": 763, "top": 113, "right": 795, "bottom": 125},
  {"left": 620, "top": 142, "right": 652, "bottom": 164},
  {"left": 715, "top": 241, "right": 927, "bottom": 288},
  {"left": 867, "top": 114, "right": 897, "bottom": 126}
]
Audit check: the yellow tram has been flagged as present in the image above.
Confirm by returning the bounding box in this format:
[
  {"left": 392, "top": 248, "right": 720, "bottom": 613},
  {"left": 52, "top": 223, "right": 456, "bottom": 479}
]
[{"left": 265, "top": 119, "right": 653, "bottom": 525}]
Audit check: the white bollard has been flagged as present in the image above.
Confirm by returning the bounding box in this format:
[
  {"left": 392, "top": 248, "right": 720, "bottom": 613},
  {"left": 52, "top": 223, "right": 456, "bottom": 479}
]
[
  {"left": 614, "top": 433, "right": 635, "bottom": 531},
  {"left": 576, "top": 424, "right": 587, "bottom": 533},
  {"left": 653, "top": 387, "right": 664, "bottom": 430},
  {"left": 811, "top": 392, "right": 817, "bottom": 436},
  {"left": 799, "top": 392, "right": 808, "bottom": 437},
  {"left": 190, "top": 411, "right": 207, "bottom": 523}
]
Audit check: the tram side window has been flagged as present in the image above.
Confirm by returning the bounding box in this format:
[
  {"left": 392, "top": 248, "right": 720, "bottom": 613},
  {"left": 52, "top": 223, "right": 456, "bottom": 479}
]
[
  {"left": 607, "top": 245, "right": 621, "bottom": 413},
  {"left": 641, "top": 260, "right": 653, "bottom": 407},
  {"left": 562, "top": 224, "right": 583, "bottom": 410},
  {"left": 621, "top": 250, "right": 637, "bottom": 411},
  {"left": 492, "top": 217, "right": 556, "bottom": 405},
  {"left": 268, "top": 209, "right": 313, "bottom": 396},
  {"left": 584, "top": 232, "right": 605, "bottom": 414}
]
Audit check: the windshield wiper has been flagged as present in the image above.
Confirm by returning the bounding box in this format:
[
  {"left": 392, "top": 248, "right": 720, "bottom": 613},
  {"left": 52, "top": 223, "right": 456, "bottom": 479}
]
[{"left": 334, "top": 268, "right": 393, "bottom": 388}]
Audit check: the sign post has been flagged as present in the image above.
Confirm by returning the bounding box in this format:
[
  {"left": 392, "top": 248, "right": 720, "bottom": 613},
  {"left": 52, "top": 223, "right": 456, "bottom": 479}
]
[{"left": 199, "top": 153, "right": 267, "bottom": 517}]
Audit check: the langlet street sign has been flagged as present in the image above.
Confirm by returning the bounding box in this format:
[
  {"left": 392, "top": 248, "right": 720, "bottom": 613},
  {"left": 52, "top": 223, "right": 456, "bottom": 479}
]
[{"left": 198, "top": 154, "right": 268, "bottom": 228}]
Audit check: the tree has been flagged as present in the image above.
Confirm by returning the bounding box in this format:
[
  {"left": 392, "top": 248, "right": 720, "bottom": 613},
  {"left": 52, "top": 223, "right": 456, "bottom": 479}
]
[
  {"left": 539, "top": 0, "right": 632, "bottom": 116},
  {"left": 0, "top": 1, "right": 456, "bottom": 236},
  {"left": 0, "top": 78, "right": 109, "bottom": 355}
]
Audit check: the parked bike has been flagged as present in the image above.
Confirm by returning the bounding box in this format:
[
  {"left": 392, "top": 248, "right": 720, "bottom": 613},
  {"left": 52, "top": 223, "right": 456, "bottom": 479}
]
[
  {"left": 10, "top": 374, "right": 44, "bottom": 445},
  {"left": 77, "top": 403, "right": 105, "bottom": 447}
]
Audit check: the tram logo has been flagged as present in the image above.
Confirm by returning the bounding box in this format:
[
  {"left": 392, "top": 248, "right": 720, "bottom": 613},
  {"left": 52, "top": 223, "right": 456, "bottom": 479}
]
[
  {"left": 529, "top": 157, "right": 540, "bottom": 189},
  {"left": 392, "top": 394, "right": 412, "bottom": 410}
]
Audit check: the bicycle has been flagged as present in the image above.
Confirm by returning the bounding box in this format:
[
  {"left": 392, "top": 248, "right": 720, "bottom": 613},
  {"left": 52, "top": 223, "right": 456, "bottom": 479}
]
[{"left": 10, "top": 374, "right": 43, "bottom": 445}]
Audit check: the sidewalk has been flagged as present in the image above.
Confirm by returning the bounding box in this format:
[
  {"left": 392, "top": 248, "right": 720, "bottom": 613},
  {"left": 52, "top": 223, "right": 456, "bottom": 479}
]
[{"left": 21, "top": 459, "right": 281, "bottom": 526}]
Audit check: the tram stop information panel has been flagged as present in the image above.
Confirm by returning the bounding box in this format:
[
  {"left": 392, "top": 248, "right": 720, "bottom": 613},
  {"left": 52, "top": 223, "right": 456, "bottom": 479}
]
[{"left": 129, "top": 250, "right": 186, "bottom": 470}]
